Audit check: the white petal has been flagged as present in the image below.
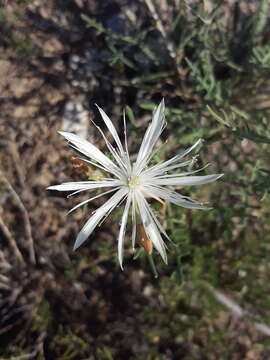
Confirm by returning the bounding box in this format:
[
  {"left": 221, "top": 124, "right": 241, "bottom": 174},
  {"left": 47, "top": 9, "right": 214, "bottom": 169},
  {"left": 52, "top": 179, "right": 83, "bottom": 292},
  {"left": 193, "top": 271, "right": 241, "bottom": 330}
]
[
  {"left": 96, "top": 105, "right": 125, "bottom": 156},
  {"left": 59, "top": 131, "right": 122, "bottom": 178},
  {"left": 150, "top": 174, "right": 223, "bottom": 186},
  {"left": 123, "top": 110, "right": 132, "bottom": 174},
  {"left": 144, "top": 139, "right": 202, "bottom": 177},
  {"left": 118, "top": 195, "right": 132, "bottom": 269},
  {"left": 146, "top": 200, "right": 170, "bottom": 240},
  {"left": 154, "top": 163, "right": 210, "bottom": 179},
  {"left": 90, "top": 120, "right": 128, "bottom": 174},
  {"left": 73, "top": 187, "right": 128, "bottom": 250},
  {"left": 47, "top": 180, "right": 122, "bottom": 192},
  {"left": 141, "top": 159, "right": 194, "bottom": 180},
  {"left": 134, "top": 99, "right": 165, "bottom": 174},
  {"left": 143, "top": 185, "right": 211, "bottom": 210},
  {"left": 101, "top": 138, "right": 128, "bottom": 174},
  {"left": 67, "top": 187, "right": 120, "bottom": 214},
  {"left": 131, "top": 192, "right": 137, "bottom": 250},
  {"left": 154, "top": 159, "right": 196, "bottom": 174},
  {"left": 135, "top": 192, "right": 167, "bottom": 263}
]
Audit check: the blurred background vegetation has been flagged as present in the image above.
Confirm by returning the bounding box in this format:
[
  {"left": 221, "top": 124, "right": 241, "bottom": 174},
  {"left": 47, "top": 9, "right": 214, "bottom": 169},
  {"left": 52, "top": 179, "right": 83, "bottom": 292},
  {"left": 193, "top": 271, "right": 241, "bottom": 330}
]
[{"left": 1, "top": 0, "right": 270, "bottom": 358}]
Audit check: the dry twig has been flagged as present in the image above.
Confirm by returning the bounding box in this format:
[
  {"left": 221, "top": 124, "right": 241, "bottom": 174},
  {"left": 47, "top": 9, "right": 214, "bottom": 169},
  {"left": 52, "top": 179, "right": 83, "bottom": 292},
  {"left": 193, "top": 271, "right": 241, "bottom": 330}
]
[
  {"left": 206, "top": 284, "right": 270, "bottom": 337},
  {"left": 0, "top": 213, "right": 25, "bottom": 265},
  {"left": 0, "top": 168, "right": 36, "bottom": 264},
  {"left": 8, "top": 140, "right": 26, "bottom": 188},
  {"left": 143, "top": 0, "right": 180, "bottom": 68}
]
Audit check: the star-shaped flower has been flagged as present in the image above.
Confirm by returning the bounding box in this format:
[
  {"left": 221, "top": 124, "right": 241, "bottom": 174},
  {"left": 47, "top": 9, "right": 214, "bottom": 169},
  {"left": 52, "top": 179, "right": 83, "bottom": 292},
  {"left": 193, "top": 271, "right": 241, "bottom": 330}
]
[{"left": 48, "top": 100, "right": 223, "bottom": 268}]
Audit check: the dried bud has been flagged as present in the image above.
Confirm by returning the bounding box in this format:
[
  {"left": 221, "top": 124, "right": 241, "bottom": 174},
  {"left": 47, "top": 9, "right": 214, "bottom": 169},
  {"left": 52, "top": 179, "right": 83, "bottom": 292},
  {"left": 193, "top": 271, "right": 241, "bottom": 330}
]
[{"left": 139, "top": 224, "right": 153, "bottom": 254}]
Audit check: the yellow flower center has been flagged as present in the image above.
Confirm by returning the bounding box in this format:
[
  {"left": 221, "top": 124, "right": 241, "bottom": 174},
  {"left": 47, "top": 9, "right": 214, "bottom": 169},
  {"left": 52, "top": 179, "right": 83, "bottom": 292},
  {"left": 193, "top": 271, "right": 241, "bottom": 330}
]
[{"left": 128, "top": 175, "right": 141, "bottom": 189}]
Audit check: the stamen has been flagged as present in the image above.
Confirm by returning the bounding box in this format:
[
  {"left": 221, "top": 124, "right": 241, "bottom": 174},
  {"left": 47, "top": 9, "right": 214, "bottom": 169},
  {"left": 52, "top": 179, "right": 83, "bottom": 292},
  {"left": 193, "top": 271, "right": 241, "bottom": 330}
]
[{"left": 128, "top": 175, "right": 141, "bottom": 188}]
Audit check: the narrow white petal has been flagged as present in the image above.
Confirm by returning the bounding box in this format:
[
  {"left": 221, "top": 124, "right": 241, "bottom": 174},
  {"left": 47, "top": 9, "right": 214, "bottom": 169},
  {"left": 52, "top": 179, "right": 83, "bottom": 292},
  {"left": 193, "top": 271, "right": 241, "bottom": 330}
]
[
  {"left": 155, "top": 159, "right": 196, "bottom": 174},
  {"left": 73, "top": 187, "right": 128, "bottom": 250},
  {"left": 134, "top": 99, "right": 165, "bottom": 174},
  {"left": 171, "top": 199, "right": 211, "bottom": 210},
  {"left": 131, "top": 192, "right": 137, "bottom": 250},
  {"left": 118, "top": 195, "right": 132, "bottom": 269},
  {"left": 47, "top": 183, "right": 89, "bottom": 191},
  {"left": 154, "top": 163, "right": 210, "bottom": 179},
  {"left": 135, "top": 192, "right": 167, "bottom": 263},
  {"left": 144, "top": 139, "right": 203, "bottom": 177},
  {"left": 102, "top": 139, "right": 127, "bottom": 174},
  {"left": 167, "top": 138, "right": 203, "bottom": 162},
  {"left": 90, "top": 120, "right": 128, "bottom": 174},
  {"left": 67, "top": 187, "right": 120, "bottom": 214},
  {"left": 59, "top": 131, "right": 122, "bottom": 178},
  {"left": 146, "top": 201, "right": 170, "bottom": 240},
  {"left": 47, "top": 180, "right": 122, "bottom": 192},
  {"left": 123, "top": 110, "right": 132, "bottom": 173},
  {"left": 151, "top": 174, "right": 223, "bottom": 186},
  {"left": 141, "top": 159, "right": 194, "bottom": 180},
  {"left": 96, "top": 105, "right": 125, "bottom": 156},
  {"left": 143, "top": 185, "right": 211, "bottom": 210}
]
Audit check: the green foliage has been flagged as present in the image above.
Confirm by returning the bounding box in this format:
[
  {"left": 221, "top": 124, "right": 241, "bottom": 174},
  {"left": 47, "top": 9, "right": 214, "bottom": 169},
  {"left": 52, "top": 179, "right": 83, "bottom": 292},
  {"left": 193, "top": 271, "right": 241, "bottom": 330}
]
[
  {"left": 124, "top": 105, "right": 136, "bottom": 127},
  {"left": 80, "top": 7, "right": 270, "bottom": 353},
  {"left": 33, "top": 300, "right": 52, "bottom": 332},
  {"left": 0, "top": 8, "right": 35, "bottom": 56},
  {"left": 11, "top": 34, "right": 35, "bottom": 56},
  {"left": 80, "top": 14, "right": 106, "bottom": 35},
  {"left": 50, "top": 325, "right": 90, "bottom": 360},
  {"left": 93, "top": 347, "right": 114, "bottom": 360}
]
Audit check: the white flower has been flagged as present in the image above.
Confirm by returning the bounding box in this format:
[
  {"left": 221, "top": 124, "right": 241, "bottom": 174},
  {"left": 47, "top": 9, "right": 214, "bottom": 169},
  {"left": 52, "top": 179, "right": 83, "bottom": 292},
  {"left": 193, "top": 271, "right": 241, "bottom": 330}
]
[{"left": 48, "top": 100, "right": 223, "bottom": 269}]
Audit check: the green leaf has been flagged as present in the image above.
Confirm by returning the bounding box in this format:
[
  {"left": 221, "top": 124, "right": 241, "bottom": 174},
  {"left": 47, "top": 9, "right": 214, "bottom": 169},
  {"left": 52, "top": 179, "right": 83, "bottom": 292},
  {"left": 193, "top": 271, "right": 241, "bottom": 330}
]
[
  {"left": 206, "top": 105, "right": 231, "bottom": 127},
  {"left": 80, "top": 13, "right": 105, "bottom": 35},
  {"left": 124, "top": 105, "right": 136, "bottom": 127}
]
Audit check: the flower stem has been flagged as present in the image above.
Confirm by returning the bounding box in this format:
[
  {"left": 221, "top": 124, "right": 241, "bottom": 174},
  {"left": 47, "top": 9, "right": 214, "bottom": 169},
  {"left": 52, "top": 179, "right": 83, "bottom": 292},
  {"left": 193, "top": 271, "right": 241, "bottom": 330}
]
[{"left": 147, "top": 253, "right": 158, "bottom": 278}]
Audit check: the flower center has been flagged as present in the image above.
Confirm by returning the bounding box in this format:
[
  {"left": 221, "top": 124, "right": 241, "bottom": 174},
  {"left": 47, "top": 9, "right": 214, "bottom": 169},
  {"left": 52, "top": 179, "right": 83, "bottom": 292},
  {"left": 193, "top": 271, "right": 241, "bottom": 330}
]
[{"left": 128, "top": 175, "right": 141, "bottom": 189}]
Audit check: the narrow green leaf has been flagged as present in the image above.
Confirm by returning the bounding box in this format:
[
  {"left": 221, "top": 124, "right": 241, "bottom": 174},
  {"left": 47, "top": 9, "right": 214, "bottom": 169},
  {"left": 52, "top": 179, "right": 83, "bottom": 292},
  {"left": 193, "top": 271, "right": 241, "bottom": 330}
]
[
  {"left": 80, "top": 13, "right": 105, "bottom": 35},
  {"left": 125, "top": 105, "right": 136, "bottom": 127},
  {"left": 206, "top": 105, "right": 230, "bottom": 127}
]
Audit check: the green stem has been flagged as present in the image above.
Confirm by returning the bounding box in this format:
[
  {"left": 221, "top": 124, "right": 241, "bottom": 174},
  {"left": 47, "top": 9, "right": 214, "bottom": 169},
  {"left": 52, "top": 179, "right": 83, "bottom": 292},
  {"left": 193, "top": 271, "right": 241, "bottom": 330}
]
[{"left": 147, "top": 253, "right": 158, "bottom": 279}]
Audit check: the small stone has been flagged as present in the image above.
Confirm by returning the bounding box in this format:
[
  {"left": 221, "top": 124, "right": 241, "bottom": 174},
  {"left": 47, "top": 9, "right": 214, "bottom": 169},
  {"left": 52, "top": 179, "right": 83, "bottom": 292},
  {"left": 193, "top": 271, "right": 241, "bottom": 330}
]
[
  {"left": 43, "top": 37, "right": 64, "bottom": 56},
  {"left": 62, "top": 100, "right": 89, "bottom": 139}
]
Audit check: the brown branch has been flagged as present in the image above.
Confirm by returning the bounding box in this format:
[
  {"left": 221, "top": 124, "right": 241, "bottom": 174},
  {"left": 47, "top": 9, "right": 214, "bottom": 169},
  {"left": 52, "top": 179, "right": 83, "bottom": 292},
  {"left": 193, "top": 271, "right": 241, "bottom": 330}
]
[
  {"left": 8, "top": 140, "right": 26, "bottom": 188},
  {"left": 0, "top": 168, "right": 36, "bottom": 264},
  {"left": 206, "top": 283, "right": 270, "bottom": 337},
  {"left": 143, "top": 0, "right": 179, "bottom": 65},
  {"left": 0, "top": 213, "right": 25, "bottom": 265},
  {"left": 0, "top": 250, "right": 12, "bottom": 272}
]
